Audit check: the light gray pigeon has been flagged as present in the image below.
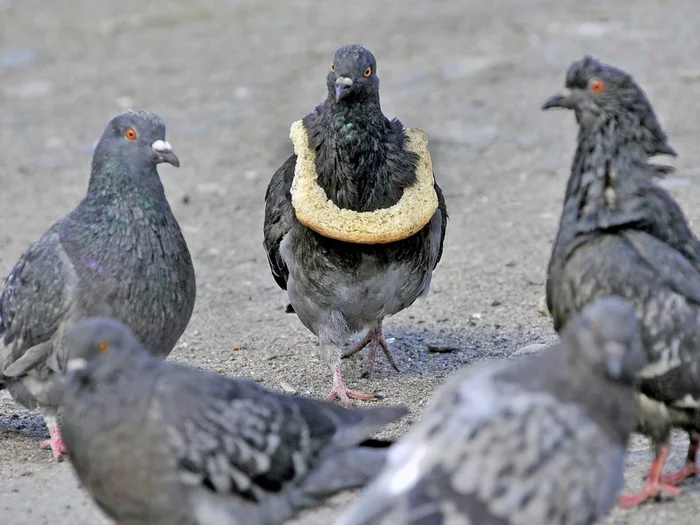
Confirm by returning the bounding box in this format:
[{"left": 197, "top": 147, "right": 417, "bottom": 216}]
[
  {"left": 54, "top": 317, "right": 407, "bottom": 525},
  {"left": 0, "top": 110, "right": 196, "bottom": 460},
  {"left": 334, "top": 296, "right": 646, "bottom": 525},
  {"left": 264, "top": 44, "right": 447, "bottom": 404}
]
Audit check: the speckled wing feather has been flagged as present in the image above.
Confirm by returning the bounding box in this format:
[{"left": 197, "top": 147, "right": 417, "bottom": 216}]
[
  {"left": 150, "top": 366, "right": 406, "bottom": 522},
  {"left": 553, "top": 232, "right": 700, "bottom": 406},
  {"left": 553, "top": 231, "right": 700, "bottom": 361},
  {"left": 0, "top": 231, "right": 76, "bottom": 377},
  {"left": 263, "top": 155, "right": 297, "bottom": 291},
  {"left": 642, "top": 184, "right": 700, "bottom": 268},
  {"left": 335, "top": 352, "right": 626, "bottom": 525}
]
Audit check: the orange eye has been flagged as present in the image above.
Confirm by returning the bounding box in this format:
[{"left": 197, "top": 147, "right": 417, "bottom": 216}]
[
  {"left": 589, "top": 78, "right": 605, "bottom": 93},
  {"left": 97, "top": 340, "right": 110, "bottom": 353},
  {"left": 330, "top": 64, "right": 335, "bottom": 72},
  {"left": 125, "top": 128, "right": 138, "bottom": 140},
  {"left": 363, "top": 66, "right": 372, "bottom": 78}
]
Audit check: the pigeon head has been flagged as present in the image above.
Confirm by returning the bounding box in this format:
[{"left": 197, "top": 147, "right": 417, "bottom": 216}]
[
  {"left": 564, "top": 296, "right": 647, "bottom": 385},
  {"left": 62, "top": 317, "right": 146, "bottom": 374},
  {"left": 90, "top": 110, "right": 179, "bottom": 187},
  {"left": 326, "top": 45, "right": 379, "bottom": 104},
  {"left": 542, "top": 56, "right": 676, "bottom": 156}
]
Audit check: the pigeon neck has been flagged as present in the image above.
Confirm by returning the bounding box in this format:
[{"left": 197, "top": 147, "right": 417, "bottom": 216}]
[
  {"left": 304, "top": 99, "right": 418, "bottom": 212},
  {"left": 550, "top": 118, "right": 671, "bottom": 258},
  {"left": 86, "top": 154, "right": 168, "bottom": 210}
]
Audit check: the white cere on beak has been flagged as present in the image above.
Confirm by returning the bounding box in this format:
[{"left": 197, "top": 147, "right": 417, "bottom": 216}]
[
  {"left": 336, "top": 76, "right": 353, "bottom": 87},
  {"left": 152, "top": 139, "right": 173, "bottom": 153},
  {"left": 66, "top": 358, "right": 88, "bottom": 372}
]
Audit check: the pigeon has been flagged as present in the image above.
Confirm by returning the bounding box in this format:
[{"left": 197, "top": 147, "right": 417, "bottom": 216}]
[
  {"left": 543, "top": 56, "right": 700, "bottom": 506},
  {"left": 53, "top": 317, "right": 407, "bottom": 525},
  {"left": 334, "top": 296, "right": 646, "bottom": 525},
  {"left": 0, "top": 110, "right": 196, "bottom": 460},
  {"left": 263, "top": 44, "right": 447, "bottom": 404}
]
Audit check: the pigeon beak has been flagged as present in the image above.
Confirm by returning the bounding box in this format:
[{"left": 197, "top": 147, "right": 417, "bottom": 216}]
[
  {"left": 152, "top": 140, "right": 180, "bottom": 167},
  {"left": 66, "top": 358, "right": 88, "bottom": 372},
  {"left": 657, "top": 144, "right": 678, "bottom": 157},
  {"left": 335, "top": 77, "right": 353, "bottom": 102},
  {"left": 542, "top": 88, "right": 578, "bottom": 110}
]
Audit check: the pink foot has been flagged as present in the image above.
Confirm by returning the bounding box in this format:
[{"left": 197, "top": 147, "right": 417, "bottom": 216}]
[
  {"left": 660, "top": 438, "right": 700, "bottom": 486},
  {"left": 618, "top": 480, "right": 680, "bottom": 508},
  {"left": 618, "top": 444, "right": 680, "bottom": 508},
  {"left": 39, "top": 423, "right": 67, "bottom": 461},
  {"left": 660, "top": 462, "right": 700, "bottom": 486},
  {"left": 342, "top": 327, "right": 399, "bottom": 377},
  {"left": 326, "top": 365, "right": 376, "bottom": 405}
]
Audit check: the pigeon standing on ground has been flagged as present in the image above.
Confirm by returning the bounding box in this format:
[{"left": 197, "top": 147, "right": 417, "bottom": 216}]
[
  {"left": 334, "top": 296, "right": 645, "bottom": 525},
  {"left": 264, "top": 44, "right": 447, "bottom": 404},
  {"left": 53, "top": 317, "right": 407, "bottom": 525},
  {"left": 543, "top": 57, "right": 700, "bottom": 506},
  {"left": 0, "top": 110, "right": 196, "bottom": 459}
]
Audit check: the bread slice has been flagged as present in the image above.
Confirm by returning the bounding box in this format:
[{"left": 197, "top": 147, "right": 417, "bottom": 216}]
[{"left": 289, "top": 119, "right": 438, "bottom": 245}]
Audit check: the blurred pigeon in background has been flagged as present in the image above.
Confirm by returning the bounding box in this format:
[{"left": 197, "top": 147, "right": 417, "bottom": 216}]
[
  {"left": 334, "top": 296, "right": 645, "bottom": 525},
  {"left": 55, "top": 317, "right": 407, "bottom": 525}
]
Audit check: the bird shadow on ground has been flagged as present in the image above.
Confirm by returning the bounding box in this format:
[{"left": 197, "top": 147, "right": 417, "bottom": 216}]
[
  {"left": 342, "top": 323, "right": 550, "bottom": 381},
  {"left": 0, "top": 413, "right": 48, "bottom": 439}
]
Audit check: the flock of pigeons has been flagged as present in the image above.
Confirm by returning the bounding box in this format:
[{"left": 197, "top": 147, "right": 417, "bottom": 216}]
[{"left": 0, "top": 43, "right": 698, "bottom": 525}]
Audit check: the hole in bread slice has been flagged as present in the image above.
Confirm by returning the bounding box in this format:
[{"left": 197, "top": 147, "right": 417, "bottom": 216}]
[{"left": 289, "top": 119, "right": 439, "bottom": 245}]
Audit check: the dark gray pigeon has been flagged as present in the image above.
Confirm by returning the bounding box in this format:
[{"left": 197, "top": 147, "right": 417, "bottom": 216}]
[
  {"left": 334, "top": 296, "right": 645, "bottom": 525},
  {"left": 0, "top": 110, "right": 196, "bottom": 460},
  {"left": 54, "top": 317, "right": 407, "bottom": 525},
  {"left": 543, "top": 56, "right": 700, "bottom": 506},
  {"left": 263, "top": 44, "right": 447, "bottom": 404}
]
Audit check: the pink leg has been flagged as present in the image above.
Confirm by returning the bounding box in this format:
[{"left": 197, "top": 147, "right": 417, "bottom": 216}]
[
  {"left": 660, "top": 436, "right": 700, "bottom": 486},
  {"left": 326, "top": 364, "right": 376, "bottom": 405},
  {"left": 342, "top": 332, "right": 373, "bottom": 358},
  {"left": 618, "top": 443, "right": 681, "bottom": 508},
  {"left": 342, "top": 326, "right": 400, "bottom": 377},
  {"left": 39, "top": 414, "right": 67, "bottom": 461}
]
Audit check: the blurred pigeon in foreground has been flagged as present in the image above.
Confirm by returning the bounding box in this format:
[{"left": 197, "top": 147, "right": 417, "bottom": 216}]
[
  {"left": 264, "top": 44, "right": 447, "bottom": 404},
  {"left": 334, "top": 296, "right": 645, "bottom": 525},
  {"left": 544, "top": 56, "right": 700, "bottom": 506},
  {"left": 0, "top": 110, "right": 196, "bottom": 459},
  {"left": 55, "top": 317, "right": 407, "bottom": 525}
]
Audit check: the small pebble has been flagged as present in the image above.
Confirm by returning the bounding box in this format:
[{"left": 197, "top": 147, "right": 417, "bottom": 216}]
[
  {"left": 279, "top": 381, "right": 297, "bottom": 395},
  {"left": 513, "top": 343, "right": 549, "bottom": 356},
  {"left": 427, "top": 343, "right": 459, "bottom": 354}
]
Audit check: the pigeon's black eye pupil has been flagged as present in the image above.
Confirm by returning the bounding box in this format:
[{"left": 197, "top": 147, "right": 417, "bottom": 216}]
[
  {"left": 363, "top": 66, "right": 372, "bottom": 78},
  {"left": 330, "top": 64, "right": 335, "bottom": 72}
]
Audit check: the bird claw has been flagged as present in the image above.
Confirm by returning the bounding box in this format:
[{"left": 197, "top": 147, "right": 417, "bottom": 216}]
[
  {"left": 326, "top": 385, "right": 376, "bottom": 405},
  {"left": 327, "top": 365, "right": 376, "bottom": 405},
  {"left": 39, "top": 428, "right": 67, "bottom": 462},
  {"left": 343, "top": 329, "right": 400, "bottom": 377},
  {"left": 618, "top": 480, "right": 680, "bottom": 508},
  {"left": 659, "top": 461, "right": 700, "bottom": 486}
]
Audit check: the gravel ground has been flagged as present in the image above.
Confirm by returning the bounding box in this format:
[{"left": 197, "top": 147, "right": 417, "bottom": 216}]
[{"left": 2, "top": 0, "right": 700, "bottom": 523}]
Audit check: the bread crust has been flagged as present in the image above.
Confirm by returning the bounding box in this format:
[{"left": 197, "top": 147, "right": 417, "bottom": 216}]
[{"left": 289, "top": 119, "right": 438, "bottom": 245}]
